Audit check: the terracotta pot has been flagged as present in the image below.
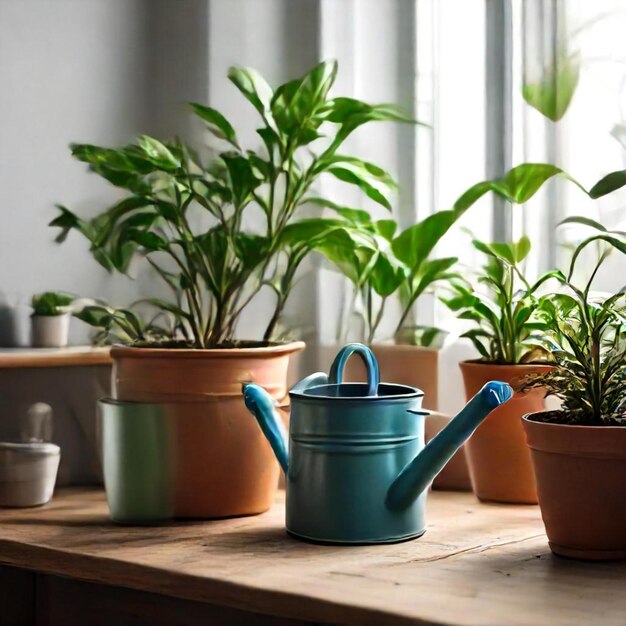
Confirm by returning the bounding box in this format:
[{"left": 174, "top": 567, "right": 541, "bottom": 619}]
[
  {"left": 424, "top": 412, "right": 472, "bottom": 491},
  {"left": 111, "top": 342, "right": 304, "bottom": 518},
  {"left": 523, "top": 413, "right": 626, "bottom": 560},
  {"left": 459, "top": 361, "right": 551, "bottom": 504},
  {"left": 319, "top": 344, "right": 439, "bottom": 410}
]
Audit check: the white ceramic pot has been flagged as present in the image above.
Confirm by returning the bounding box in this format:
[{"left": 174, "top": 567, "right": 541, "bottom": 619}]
[
  {"left": 0, "top": 442, "right": 61, "bottom": 507},
  {"left": 31, "top": 313, "right": 70, "bottom": 348}
]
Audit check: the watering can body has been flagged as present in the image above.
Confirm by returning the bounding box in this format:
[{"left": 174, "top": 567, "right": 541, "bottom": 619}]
[{"left": 244, "top": 343, "right": 512, "bottom": 544}]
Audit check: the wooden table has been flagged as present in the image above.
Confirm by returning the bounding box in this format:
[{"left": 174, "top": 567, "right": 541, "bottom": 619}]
[
  {"left": 1, "top": 488, "right": 625, "bottom": 626},
  {"left": 0, "top": 346, "right": 111, "bottom": 369}
]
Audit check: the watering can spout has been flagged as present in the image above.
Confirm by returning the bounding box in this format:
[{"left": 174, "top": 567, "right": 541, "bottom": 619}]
[
  {"left": 385, "top": 381, "right": 513, "bottom": 511},
  {"left": 242, "top": 372, "right": 328, "bottom": 474},
  {"left": 242, "top": 383, "right": 290, "bottom": 473}
]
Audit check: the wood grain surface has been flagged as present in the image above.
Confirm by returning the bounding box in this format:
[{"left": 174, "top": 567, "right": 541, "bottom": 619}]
[
  {"left": 0, "top": 488, "right": 625, "bottom": 625},
  {"left": 0, "top": 347, "right": 111, "bottom": 369}
]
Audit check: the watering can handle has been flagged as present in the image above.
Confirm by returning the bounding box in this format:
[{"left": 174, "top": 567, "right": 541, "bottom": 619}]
[{"left": 328, "top": 343, "right": 380, "bottom": 396}]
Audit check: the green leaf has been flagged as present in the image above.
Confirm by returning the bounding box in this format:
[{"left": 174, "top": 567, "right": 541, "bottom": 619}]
[
  {"left": 570, "top": 234, "right": 626, "bottom": 272},
  {"left": 138, "top": 136, "right": 181, "bottom": 170},
  {"left": 221, "top": 153, "right": 262, "bottom": 208},
  {"left": 228, "top": 66, "right": 274, "bottom": 117},
  {"left": 515, "top": 235, "right": 531, "bottom": 263},
  {"left": 271, "top": 60, "right": 337, "bottom": 136},
  {"left": 190, "top": 103, "right": 239, "bottom": 147},
  {"left": 375, "top": 220, "right": 397, "bottom": 241},
  {"left": 126, "top": 230, "right": 167, "bottom": 252},
  {"left": 279, "top": 218, "right": 346, "bottom": 248},
  {"left": 454, "top": 163, "right": 584, "bottom": 213},
  {"left": 305, "top": 198, "right": 373, "bottom": 225},
  {"left": 327, "top": 159, "right": 394, "bottom": 210},
  {"left": 589, "top": 169, "right": 626, "bottom": 199},
  {"left": 49, "top": 205, "right": 95, "bottom": 243},
  {"left": 559, "top": 216, "right": 608, "bottom": 231},
  {"left": 522, "top": 52, "right": 580, "bottom": 121},
  {"left": 392, "top": 211, "right": 457, "bottom": 270}
]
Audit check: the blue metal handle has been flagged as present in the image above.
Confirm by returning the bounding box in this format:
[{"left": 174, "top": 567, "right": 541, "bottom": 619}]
[
  {"left": 328, "top": 343, "right": 380, "bottom": 397},
  {"left": 242, "top": 383, "right": 289, "bottom": 473},
  {"left": 386, "top": 381, "right": 513, "bottom": 510}
]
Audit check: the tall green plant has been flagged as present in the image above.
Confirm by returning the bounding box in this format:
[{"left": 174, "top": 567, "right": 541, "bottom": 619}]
[
  {"left": 51, "top": 61, "right": 411, "bottom": 348},
  {"left": 522, "top": 218, "right": 626, "bottom": 424}
]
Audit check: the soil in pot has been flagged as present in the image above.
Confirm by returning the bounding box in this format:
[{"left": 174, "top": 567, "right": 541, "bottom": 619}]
[
  {"left": 111, "top": 341, "right": 304, "bottom": 518},
  {"left": 460, "top": 361, "right": 552, "bottom": 504},
  {"left": 523, "top": 412, "right": 626, "bottom": 560}
]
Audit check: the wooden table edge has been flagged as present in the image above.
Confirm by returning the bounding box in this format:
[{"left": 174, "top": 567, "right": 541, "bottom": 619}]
[
  {"left": 0, "top": 538, "right": 434, "bottom": 626},
  {"left": 0, "top": 347, "right": 112, "bottom": 369}
]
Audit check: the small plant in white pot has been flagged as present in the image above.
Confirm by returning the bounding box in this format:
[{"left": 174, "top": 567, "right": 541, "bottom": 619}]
[
  {"left": 30, "top": 292, "right": 74, "bottom": 348},
  {"left": 521, "top": 218, "right": 626, "bottom": 560}
]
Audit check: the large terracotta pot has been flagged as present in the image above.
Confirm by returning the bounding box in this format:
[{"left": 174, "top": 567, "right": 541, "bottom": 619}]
[
  {"left": 111, "top": 342, "right": 304, "bottom": 518},
  {"left": 459, "top": 361, "right": 551, "bottom": 504},
  {"left": 523, "top": 414, "right": 626, "bottom": 560}
]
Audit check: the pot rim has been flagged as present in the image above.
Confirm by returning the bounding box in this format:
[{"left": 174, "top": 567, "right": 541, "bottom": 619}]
[
  {"left": 0, "top": 441, "right": 60, "bottom": 455},
  {"left": 364, "top": 343, "right": 439, "bottom": 354},
  {"left": 110, "top": 340, "right": 305, "bottom": 360},
  {"left": 522, "top": 411, "right": 626, "bottom": 431},
  {"left": 460, "top": 359, "right": 552, "bottom": 369}
]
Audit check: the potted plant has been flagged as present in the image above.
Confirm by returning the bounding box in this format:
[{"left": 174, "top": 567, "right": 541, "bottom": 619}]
[
  {"left": 444, "top": 235, "right": 561, "bottom": 503},
  {"left": 318, "top": 163, "right": 576, "bottom": 410},
  {"left": 521, "top": 218, "right": 626, "bottom": 560},
  {"left": 31, "top": 291, "right": 74, "bottom": 348},
  {"left": 50, "top": 60, "right": 410, "bottom": 518}
]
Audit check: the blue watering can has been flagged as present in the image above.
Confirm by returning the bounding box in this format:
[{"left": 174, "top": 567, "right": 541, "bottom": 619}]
[{"left": 243, "top": 343, "right": 512, "bottom": 544}]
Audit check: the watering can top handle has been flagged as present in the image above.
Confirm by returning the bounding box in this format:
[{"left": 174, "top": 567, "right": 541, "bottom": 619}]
[{"left": 328, "top": 343, "right": 380, "bottom": 397}]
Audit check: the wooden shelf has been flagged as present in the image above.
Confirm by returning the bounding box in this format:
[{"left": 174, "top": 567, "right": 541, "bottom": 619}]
[
  {"left": 0, "top": 346, "right": 111, "bottom": 369},
  {"left": 1, "top": 488, "right": 624, "bottom": 625}
]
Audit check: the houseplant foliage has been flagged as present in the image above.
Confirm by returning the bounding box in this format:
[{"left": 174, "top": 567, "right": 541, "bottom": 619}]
[
  {"left": 51, "top": 60, "right": 411, "bottom": 348},
  {"left": 522, "top": 217, "right": 626, "bottom": 424},
  {"left": 444, "top": 235, "right": 559, "bottom": 364},
  {"left": 520, "top": 218, "right": 626, "bottom": 560},
  {"left": 325, "top": 162, "right": 585, "bottom": 345},
  {"left": 50, "top": 60, "right": 413, "bottom": 519}
]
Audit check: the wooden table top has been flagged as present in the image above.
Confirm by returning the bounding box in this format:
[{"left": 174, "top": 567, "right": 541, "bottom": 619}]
[
  {"left": 0, "top": 346, "right": 111, "bottom": 369},
  {"left": 0, "top": 488, "right": 625, "bottom": 626}
]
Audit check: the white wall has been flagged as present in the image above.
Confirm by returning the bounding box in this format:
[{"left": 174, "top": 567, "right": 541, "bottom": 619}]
[{"left": 0, "top": 0, "right": 213, "bottom": 343}]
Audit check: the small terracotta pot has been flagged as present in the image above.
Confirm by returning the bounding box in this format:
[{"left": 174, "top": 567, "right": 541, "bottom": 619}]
[
  {"left": 459, "top": 361, "right": 551, "bottom": 504},
  {"left": 424, "top": 412, "right": 472, "bottom": 491},
  {"left": 111, "top": 342, "right": 304, "bottom": 518},
  {"left": 523, "top": 413, "right": 626, "bottom": 560},
  {"left": 319, "top": 344, "right": 439, "bottom": 410}
]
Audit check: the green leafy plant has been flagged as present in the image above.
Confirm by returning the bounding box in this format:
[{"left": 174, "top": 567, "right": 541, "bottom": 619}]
[
  {"left": 322, "top": 162, "right": 586, "bottom": 345},
  {"left": 522, "top": 218, "right": 626, "bottom": 425},
  {"left": 50, "top": 60, "right": 411, "bottom": 348},
  {"left": 31, "top": 292, "right": 74, "bottom": 317},
  {"left": 444, "top": 236, "right": 560, "bottom": 364}
]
